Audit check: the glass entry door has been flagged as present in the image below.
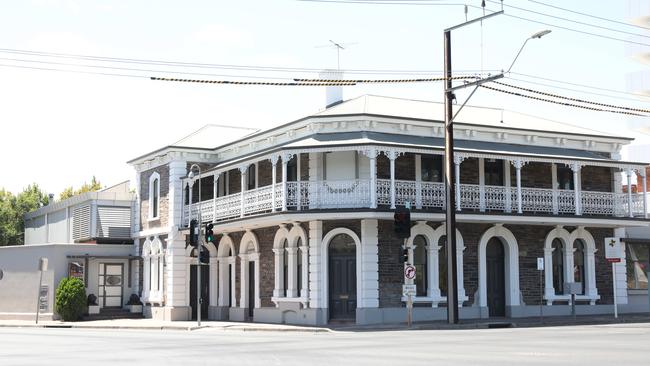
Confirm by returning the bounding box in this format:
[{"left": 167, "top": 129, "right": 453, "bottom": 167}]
[{"left": 99, "top": 263, "right": 124, "bottom": 308}]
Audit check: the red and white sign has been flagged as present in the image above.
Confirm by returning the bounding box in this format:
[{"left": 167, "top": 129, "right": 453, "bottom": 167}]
[
  {"left": 605, "top": 237, "right": 622, "bottom": 262},
  {"left": 404, "top": 265, "right": 416, "bottom": 280}
]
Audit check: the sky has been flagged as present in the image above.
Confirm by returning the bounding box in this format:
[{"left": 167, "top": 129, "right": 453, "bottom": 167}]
[{"left": 1, "top": 0, "right": 649, "bottom": 195}]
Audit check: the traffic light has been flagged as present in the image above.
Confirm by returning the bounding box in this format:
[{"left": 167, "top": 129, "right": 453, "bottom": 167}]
[
  {"left": 393, "top": 206, "right": 411, "bottom": 239},
  {"left": 401, "top": 247, "right": 409, "bottom": 264},
  {"left": 205, "top": 223, "right": 214, "bottom": 243},
  {"left": 189, "top": 219, "right": 199, "bottom": 247}
]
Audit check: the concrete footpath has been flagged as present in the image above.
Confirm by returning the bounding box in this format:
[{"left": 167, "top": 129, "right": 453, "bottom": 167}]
[{"left": 1, "top": 313, "right": 649, "bottom": 332}]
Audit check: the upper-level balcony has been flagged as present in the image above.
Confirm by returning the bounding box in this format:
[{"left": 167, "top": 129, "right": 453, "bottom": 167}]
[
  {"left": 184, "top": 177, "right": 646, "bottom": 225},
  {"left": 180, "top": 134, "right": 649, "bottom": 226}
]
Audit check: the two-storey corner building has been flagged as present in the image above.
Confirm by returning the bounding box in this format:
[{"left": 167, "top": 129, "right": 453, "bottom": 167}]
[{"left": 129, "top": 95, "right": 650, "bottom": 325}]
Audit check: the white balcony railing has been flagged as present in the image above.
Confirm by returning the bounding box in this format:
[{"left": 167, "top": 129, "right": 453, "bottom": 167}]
[{"left": 182, "top": 179, "right": 648, "bottom": 225}]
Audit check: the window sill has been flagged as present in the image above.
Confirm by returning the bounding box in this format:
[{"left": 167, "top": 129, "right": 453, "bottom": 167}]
[
  {"left": 271, "top": 296, "right": 308, "bottom": 307},
  {"left": 147, "top": 217, "right": 160, "bottom": 223},
  {"left": 628, "top": 289, "right": 649, "bottom": 295}
]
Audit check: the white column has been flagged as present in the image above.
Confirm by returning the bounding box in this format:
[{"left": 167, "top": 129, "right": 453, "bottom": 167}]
[
  {"left": 571, "top": 163, "right": 582, "bottom": 215},
  {"left": 168, "top": 160, "right": 188, "bottom": 228},
  {"left": 299, "top": 245, "right": 309, "bottom": 298},
  {"left": 209, "top": 256, "right": 218, "bottom": 307},
  {"left": 165, "top": 229, "right": 189, "bottom": 318},
  {"left": 212, "top": 174, "right": 218, "bottom": 221},
  {"left": 297, "top": 154, "right": 302, "bottom": 210},
  {"left": 388, "top": 151, "right": 397, "bottom": 209},
  {"left": 217, "top": 258, "right": 228, "bottom": 306},
  {"left": 543, "top": 247, "right": 554, "bottom": 305},
  {"left": 478, "top": 158, "right": 485, "bottom": 212},
  {"left": 309, "top": 221, "right": 323, "bottom": 309},
  {"left": 627, "top": 169, "right": 634, "bottom": 218},
  {"left": 360, "top": 219, "right": 379, "bottom": 308},
  {"left": 642, "top": 171, "right": 648, "bottom": 219},
  {"left": 229, "top": 256, "right": 237, "bottom": 307},
  {"left": 239, "top": 254, "right": 248, "bottom": 309},
  {"left": 239, "top": 166, "right": 247, "bottom": 218},
  {"left": 415, "top": 154, "right": 422, "bottom": 209},
  {"left": 253, "top": 254, "right": 261, "bottom": 308},
  {"left": 270, "top": 156, "right": 279, "bottom": 212},
  {"left": 514, "top": 160, "right": 523, "bottom": 214},
  {"left": 551, "top": 163, "right": 558, "bottom": 214},
  {"left": 286, "top": 247, "right": 298, "bottom": 297},
  {"left": 454, "top": 156, "right": 462, "bottom": 211},
  {"left": 272, "top": 248, "right": 284, "bottom": 299},
  {"left": 282, "top": 154, "right": 290, "bottom": 211}
]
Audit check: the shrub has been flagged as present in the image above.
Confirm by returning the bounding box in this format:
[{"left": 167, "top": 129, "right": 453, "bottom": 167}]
[{"left": 55, "top": 277, "right": 87, "bottom": 321}]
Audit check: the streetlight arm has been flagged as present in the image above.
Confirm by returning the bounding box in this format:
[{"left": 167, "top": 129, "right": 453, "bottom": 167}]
[{"left": 507, "top": 37, "right": 530, "bottom": 73}]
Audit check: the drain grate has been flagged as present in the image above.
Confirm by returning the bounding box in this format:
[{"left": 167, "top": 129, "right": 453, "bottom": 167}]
[{"left": 487, "top": 322, "right": 513, "bottom": 329}]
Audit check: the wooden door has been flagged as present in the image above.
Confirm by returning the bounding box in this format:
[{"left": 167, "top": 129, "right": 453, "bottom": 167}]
[
  {"left": 486, "top": 238, "right": 506, "bottom": 317},
  {"left": 190, "top": 264, "right": 209, "bottom": 320},
  {"left": 328, "top": 235, "right": 357, "bottom": 321}
]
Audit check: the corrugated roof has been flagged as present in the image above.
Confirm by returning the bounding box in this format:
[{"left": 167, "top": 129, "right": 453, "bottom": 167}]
[
  {"left": 314, "top": 95, "right": 625, "bottom": 138},
  {"left": 172, "top": 124, "right": 259, "bottom": 149}
]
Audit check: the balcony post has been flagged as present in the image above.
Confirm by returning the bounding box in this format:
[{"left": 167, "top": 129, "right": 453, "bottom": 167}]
[
  {"left": 239, "top": 165, "right": 248, "bottom": 218},
  {"left": 478, "top": 158, "right": 485, "bottom": 212},
  {"left": 370, "top": 149, "right": 378, "bottom": 209},
  {"left": 388, "top": 150, "right": 397, "bottom": 209},
  {"left": 282, "top": 153, "right": 291, "bottom": 211},
  {"left": 213, "top": 174, "right": 218, "bottom": 221},
  {"left": 188, "top": 180, "right": 194, "bottom": 223},
  {"left": 551, "top": 163, "right": 558, "bottom": 214},
  {"left": 181, "top": 181, "right": 186, "bottom": 227},
  {"left": 296, "top": 154, "right": 302, "bottom": 211},
  {"left": 270, "top": 156, "right": 279, "bottom": 212},
  {"left": 513, "top": 160, "right": 524, "bottom": 214},
  {"left": 627, "top": 169, "right": 634, "bottom": 218},
  {"left": 642, "top": 170, "right": 648, "bottom": 219},
  {"left": 454, "top": 155, "right": 463, "bottom": 211},
  {"left": 571, "top": 163, "right": 582, "bottom": 216}
]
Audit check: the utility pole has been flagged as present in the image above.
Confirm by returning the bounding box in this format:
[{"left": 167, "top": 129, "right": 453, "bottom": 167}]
[{"left": 443, "top": 11, "right": 503, "bottom": 325}]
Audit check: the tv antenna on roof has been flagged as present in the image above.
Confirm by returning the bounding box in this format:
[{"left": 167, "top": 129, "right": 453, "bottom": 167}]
[{"left": 315, "top": 40, "right": 357, "bottom": 70}]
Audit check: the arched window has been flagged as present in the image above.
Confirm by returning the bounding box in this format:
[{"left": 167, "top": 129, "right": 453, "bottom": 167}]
[
  {"left": 296, "top": 237, "right": 303, "bottom": 297},
  {"left": 574, "top": 239, "right": 586, "bottom": 295},
  {"left": 439, "top": 236, "right": 448, "bottom": 297},
  {"left": 412, "top": 235, "right": 428, "bottom": 297},
  {"left": 148, "top": 172, "right": 160, "bottom": 220},
  {"left": 283, "top": 238, "right": 289, "bottom": 297},
  {"left": 552, "top": 238, "right": 564, "bottom": 295}
]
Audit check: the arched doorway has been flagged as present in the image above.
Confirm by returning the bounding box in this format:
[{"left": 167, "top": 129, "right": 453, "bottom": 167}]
[
  {"left": 328, "top": 233, "right": 357, "bottom": 321},
  {"left": 486, "top": 238, "right": 506, "bottom": 317}
]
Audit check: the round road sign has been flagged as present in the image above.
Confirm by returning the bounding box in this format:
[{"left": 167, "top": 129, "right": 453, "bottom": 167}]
[{"left": 404, "top": 265, "right": 416, "bottom": 280}]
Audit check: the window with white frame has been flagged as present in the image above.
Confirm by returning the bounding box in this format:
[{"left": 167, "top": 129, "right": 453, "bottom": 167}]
[
  {"left": 273, "top": 225, "right": 308, "bottom": 301},
  {"left": 148, "top": 172, "right": 161, "bottom": 220},
  {"left": 626, "top": 243, "right": 649, "bottom": 290},
  {"left": 552, "top": 239, "right": 565, "bottom": 295},
  {"left": 573, "top": 239, "right": 586, "bottom": 295},
  {"left": 412, "top": 235, "right": 428, "bottom": 297},
  {"left": 142, "top": 237, "right": 164, "bottom": 303}
]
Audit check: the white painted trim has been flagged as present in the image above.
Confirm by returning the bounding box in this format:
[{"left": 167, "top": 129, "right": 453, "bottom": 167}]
[
  {"left": 184, "top": 239, "right": 217, "bottom": 309},
  {"left": 478, "top": 224, "right": 520, "bottom": 308},
  {"left": 217, "top": 235, "right": 237, "bottom": 307},
  {"left": 320, "top": 228, "right": 362, "bottom": 311},
  {"left": 238, "top": 230, "right": 261, "bottom": 309},
  {"left": 543, "top": 226, "right": 572, "bottom": 304},
  {"left": 567, "top": 227, "right": 600, "bottom": 304}
]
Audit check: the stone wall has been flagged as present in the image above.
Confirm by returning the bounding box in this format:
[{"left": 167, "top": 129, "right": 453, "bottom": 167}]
[
  {"left": 581, "top": 166, "right": 613, "bottom": 192},
  {"left": 139, "top": 164, "right": 170, "bottom": 231}
]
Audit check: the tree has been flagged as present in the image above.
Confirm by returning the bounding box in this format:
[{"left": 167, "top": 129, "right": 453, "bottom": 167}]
[
  {"left": 59, "top": 176, "right": 103, "bottom": 201},
  {"left": 55, "top": 277, "right": 87, "bottom": 321},
  {"left": 0, "top": 184, "right": 49, "bottom": 246}
]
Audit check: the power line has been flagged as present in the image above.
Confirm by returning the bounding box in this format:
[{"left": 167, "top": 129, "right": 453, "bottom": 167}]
[
  {"left": 510, "top": 72, "right": 650, "bottom": 99},
  {"left": 503, "top": 76, "right": 647, "bottom": 103},
  {"left": 0, "top": 47, "right": 498, "bottom": 76},
  {"left": 527, "top": 0, "right": 650, "bottom": 32},
  {"left": 0, "top": 62, "right": 146, "bottom": 79},
  {"left": 486, "top": 0, "right": 650, "bottom": 39},
  {"left": 480, "top": 84, "right": 647, "bottom": 117},
  {"left": 493, "top": 81, "right": 650, "bottom": 114}
]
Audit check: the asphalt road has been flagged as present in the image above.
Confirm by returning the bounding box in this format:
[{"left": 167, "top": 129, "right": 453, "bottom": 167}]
[{"left": 0, "top": 323, "right": 648, "bottom": 365}]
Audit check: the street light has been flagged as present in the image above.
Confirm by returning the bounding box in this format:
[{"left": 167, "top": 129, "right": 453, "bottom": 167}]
[
  {"left": 507, "top": 29, "right": 552, "bottom": 73},
  {"left": 187, "top": 164, "right": 202, "bottom": 327}
]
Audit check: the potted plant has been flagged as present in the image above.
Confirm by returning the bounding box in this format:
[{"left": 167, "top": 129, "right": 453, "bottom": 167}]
[
  {"left": 126, "top": 294, "right": 143, "bottom": 313},
  {"left": 87, "top": 294, "right": 100, "bottom": 315}
]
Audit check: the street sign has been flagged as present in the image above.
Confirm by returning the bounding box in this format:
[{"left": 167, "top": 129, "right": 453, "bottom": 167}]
[
  {"left": 537, "top": 258, "right": 544, "bottom": 271},
  {"left": 403, "top": 284, "right": 417, "bottom": 297},
  {"left": 404, "top": 265, "right": 416, "bottom": 280},
  {"left": 605, "top": 237, "right": 622, "bottom": 260}
]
